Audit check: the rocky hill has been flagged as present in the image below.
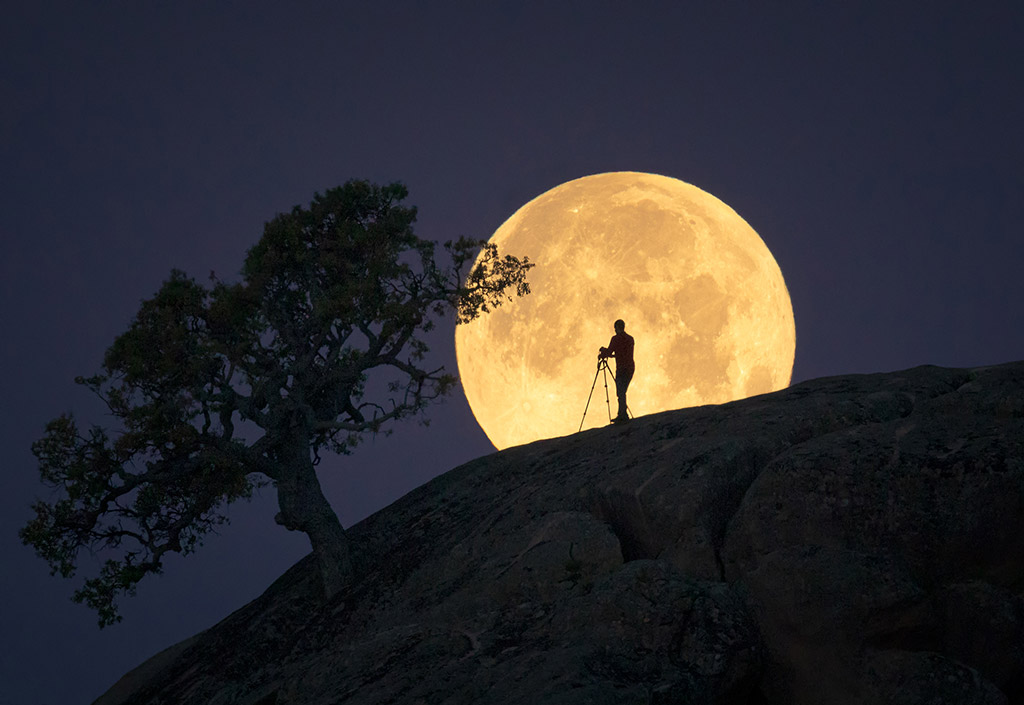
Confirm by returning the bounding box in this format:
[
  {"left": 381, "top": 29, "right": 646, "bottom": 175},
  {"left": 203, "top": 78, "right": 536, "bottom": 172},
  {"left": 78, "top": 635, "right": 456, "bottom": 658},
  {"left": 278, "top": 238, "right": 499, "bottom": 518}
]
[{"left": 95, "top": 361, "right": 1024, "bottom": 705}]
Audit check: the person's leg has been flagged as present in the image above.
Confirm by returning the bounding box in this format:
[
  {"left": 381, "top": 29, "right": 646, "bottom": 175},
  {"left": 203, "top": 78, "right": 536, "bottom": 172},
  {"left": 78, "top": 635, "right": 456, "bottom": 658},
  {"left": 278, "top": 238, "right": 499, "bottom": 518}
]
[
  {"left": 616, "top": 385, "right": 627, "bottom": 419},
  {"left": 615, "top": 367, "right": 633, "bottom": 421}
]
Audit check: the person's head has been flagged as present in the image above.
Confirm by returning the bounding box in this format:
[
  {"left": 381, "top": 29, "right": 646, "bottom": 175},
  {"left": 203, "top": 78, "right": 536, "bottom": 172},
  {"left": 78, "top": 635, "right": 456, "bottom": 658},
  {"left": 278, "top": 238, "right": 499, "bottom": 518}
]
[{"left": 614, "top": 319, "right": 625, "bottom": 333}]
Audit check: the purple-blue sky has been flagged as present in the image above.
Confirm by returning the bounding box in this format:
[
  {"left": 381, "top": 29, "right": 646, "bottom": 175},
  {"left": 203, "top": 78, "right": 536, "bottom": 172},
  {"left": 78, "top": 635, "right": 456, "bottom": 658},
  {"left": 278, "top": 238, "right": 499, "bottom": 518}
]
[{"left": 3, "top": 3, "right": 1022, "bottom": 703}]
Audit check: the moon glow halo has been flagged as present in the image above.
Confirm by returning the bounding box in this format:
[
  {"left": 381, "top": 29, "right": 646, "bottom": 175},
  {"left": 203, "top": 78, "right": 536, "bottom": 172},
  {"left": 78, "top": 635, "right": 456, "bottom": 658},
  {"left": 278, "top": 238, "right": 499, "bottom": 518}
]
[{"left": 455, "top": 172, "right": 795, "bottom": 450}]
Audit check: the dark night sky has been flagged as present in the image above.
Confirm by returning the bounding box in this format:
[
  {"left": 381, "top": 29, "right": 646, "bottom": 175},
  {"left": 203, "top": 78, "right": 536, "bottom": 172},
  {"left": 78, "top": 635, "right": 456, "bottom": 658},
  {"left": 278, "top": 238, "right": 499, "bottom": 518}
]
[{"left": 3, "top": 3, "right": 1022, "bottom": 703}]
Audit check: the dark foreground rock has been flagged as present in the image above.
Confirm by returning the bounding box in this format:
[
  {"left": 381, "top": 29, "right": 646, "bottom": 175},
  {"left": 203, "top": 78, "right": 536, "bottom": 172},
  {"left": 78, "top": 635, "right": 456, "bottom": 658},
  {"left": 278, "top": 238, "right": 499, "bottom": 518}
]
[{"left": 95, "top": 361, "right": 1024, "bottom": 705}]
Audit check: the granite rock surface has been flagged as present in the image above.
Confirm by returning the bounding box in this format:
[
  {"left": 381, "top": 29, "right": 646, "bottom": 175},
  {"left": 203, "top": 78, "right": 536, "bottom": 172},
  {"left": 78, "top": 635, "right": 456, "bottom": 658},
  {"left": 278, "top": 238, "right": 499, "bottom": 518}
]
[{"left": 95, "top": 361, "right": 1024, "bottom": 705}]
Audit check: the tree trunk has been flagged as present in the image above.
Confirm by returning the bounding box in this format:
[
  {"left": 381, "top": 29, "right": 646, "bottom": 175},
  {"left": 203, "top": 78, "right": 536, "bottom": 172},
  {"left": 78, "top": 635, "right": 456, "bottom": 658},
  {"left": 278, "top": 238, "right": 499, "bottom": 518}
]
[{"left": 272, "top": 439, "right": 352, "bottom": 599}]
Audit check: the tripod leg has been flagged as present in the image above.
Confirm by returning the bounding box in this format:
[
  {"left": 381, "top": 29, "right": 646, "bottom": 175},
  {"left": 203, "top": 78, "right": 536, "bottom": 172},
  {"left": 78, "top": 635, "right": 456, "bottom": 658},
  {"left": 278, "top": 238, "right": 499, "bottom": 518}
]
[
  {"left": 578, "top": 365, "right": 604, "bottom": 433},
  {"left": 602, "top": 362, "right": 612, "bottom": 422}
]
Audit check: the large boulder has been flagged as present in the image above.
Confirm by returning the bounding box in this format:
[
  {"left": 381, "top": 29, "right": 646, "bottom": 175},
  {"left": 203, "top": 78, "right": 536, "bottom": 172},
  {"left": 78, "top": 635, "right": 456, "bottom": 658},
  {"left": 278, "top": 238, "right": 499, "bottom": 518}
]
[
  {"left": 95, "top": 361, "right": 1024, "bottom": 705},
  {"left": 722, "top": 363, "right": 1024, "bottom": 704}
]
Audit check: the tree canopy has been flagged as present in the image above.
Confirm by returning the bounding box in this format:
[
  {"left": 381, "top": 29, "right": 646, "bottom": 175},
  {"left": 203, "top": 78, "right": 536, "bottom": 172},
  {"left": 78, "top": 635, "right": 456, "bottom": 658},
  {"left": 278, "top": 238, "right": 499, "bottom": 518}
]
[{"left": 21, "top": 180, "right": 532, "bottom": 626}]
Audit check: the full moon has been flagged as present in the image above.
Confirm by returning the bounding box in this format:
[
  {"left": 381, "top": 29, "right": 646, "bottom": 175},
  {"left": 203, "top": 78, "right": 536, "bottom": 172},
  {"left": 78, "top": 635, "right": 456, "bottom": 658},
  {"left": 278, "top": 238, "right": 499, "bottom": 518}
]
[{"left": 455, "top": 172, "right": 795, "bottom": 450}]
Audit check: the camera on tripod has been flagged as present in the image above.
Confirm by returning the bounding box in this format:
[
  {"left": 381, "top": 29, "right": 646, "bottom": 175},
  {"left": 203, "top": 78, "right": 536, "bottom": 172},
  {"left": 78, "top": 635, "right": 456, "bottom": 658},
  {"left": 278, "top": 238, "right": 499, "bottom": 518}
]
[{"left": 580, "top": 348, "right": 620, "bottom": 431}]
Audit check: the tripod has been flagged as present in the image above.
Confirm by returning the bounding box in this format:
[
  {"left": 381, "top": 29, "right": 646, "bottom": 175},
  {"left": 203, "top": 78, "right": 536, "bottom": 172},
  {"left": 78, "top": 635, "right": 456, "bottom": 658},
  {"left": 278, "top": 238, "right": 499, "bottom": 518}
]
[{"left": 578, "top": 358, "right": 630, "bottom": 432}]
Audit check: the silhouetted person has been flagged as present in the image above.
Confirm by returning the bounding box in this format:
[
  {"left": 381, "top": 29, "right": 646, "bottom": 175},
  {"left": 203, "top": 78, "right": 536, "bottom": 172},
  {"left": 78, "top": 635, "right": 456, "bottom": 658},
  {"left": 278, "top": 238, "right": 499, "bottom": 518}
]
[{"left": 599, "top": 319, "right": 634, "bottom": 423}]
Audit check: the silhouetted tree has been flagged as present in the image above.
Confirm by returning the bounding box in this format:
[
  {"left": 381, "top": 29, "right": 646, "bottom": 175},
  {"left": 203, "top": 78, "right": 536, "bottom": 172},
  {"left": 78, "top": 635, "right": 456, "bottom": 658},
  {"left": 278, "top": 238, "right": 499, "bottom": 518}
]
[{"left": 20, "top": 181, "right": 532, "bottom": 626}]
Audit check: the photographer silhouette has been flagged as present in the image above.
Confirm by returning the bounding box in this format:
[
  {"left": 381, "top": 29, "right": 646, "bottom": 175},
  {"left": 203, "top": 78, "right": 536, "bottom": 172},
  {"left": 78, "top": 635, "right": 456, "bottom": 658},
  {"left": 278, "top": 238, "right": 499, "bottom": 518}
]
[{"left": 598, "top": 319, "right": 634, "bottom": 424}]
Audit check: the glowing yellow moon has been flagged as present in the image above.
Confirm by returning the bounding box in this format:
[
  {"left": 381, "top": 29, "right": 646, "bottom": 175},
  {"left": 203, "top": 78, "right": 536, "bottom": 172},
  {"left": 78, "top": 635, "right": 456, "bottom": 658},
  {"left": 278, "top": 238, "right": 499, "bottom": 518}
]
[{"left": 455, "top": 172, "right": 795, "bottom": 450}]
